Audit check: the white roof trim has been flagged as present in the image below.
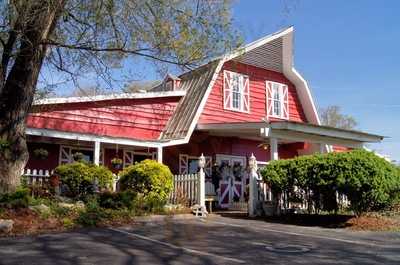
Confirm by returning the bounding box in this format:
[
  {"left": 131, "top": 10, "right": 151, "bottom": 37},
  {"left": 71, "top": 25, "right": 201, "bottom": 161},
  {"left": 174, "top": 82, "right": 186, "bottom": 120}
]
[
  {"left": 281, "top": 31, "right": 320, "bottom": 125},
  {"left": 26, "top": 128, "right": 163, "bottom": 148},
  {"left": 33, "top": 90, "right": 186, "bottom": 106}
]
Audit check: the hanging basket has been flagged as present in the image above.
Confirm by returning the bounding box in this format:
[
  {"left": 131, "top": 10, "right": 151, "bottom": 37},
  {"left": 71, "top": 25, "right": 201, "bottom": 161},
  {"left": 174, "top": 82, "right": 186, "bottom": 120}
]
[
  {"left": 33, "top": 148, "right": 49, "bottom": 160},
  {"left": 111, "top": 158, "right": 123, "bottom": 169},
  {"left": 72, "top": 152, "right": 85, "bottom": 162}
]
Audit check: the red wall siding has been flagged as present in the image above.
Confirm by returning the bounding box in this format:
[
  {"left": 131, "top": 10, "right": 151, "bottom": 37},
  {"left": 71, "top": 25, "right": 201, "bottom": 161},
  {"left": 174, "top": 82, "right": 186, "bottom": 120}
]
[
  {"left": 26, "top": 142, "right": 59, "bottom": 171},
  {"left": 332, "top": 145, "right": 351, "bottom": 152},
  {"left": 199, "top": 61, "right": 307, "bottom": 124},
  {"left": 27, "top": 97, "right": 180, "bottom": 140}
]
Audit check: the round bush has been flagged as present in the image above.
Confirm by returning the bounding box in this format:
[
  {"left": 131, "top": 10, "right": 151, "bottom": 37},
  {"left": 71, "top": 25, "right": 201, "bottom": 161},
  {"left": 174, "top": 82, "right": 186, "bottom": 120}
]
[
  {"left": 54, "top": 162, "right": 113, "bottom": 198},
  {"left": 118, "top": 159, "right": 173, "bottom": 204}
]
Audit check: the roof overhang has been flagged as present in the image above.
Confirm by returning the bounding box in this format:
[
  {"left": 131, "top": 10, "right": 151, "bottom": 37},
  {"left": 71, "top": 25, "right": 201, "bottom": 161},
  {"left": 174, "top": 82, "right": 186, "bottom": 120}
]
[
  {"left": 196, "top": 121, "right": 384, "bottom": 148},
  {"left": 34, "top": 90, "right": 186, "bottom": 106}
]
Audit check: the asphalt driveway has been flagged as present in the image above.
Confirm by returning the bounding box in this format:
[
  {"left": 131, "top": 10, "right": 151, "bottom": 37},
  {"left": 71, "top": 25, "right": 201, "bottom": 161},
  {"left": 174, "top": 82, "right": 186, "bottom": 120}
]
[{"left": 0, "top": 215, "right": 399, "bottom": 265}]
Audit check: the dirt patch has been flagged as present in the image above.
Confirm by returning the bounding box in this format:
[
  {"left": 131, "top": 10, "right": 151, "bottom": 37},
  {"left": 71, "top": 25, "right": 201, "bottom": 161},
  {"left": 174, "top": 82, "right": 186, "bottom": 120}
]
[{"left": 0, "top": 208, "right": 65, "bottom": 236}]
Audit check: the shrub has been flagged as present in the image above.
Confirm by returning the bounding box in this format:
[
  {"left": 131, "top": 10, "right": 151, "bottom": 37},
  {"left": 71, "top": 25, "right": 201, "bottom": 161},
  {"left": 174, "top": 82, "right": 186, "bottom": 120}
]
[
  {"left": 119, "top": 159, "right": 173, "bottom": 207},
  {"left": 54, "top": 162, "right": 113, "bottom": 199},
  {"left": 98, "top": 190, "right": 137, "bottom": 209},
  {"left": 0, "top": 188, "right": 31, "bottom": 208},
  {"left": 89, "top": 164, "right": 114, "bottom": 189},
  {"left": 76, "top": 196, "right": 106, "bottom": 227},
  {"left": 261, "top": 149, "right": 400, "bottom": 216}
]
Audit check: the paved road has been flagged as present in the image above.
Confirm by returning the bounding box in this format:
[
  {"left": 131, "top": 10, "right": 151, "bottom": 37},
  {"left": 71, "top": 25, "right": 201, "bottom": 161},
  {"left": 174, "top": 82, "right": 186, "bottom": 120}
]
[{"left": 1, "top": 215, "right": 400, "bottom": 265}]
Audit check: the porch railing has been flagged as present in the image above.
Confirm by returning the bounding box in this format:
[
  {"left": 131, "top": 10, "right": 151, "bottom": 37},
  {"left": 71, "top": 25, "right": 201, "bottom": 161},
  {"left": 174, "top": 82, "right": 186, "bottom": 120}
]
[
  {"left": 169, "top": 173, "right": 199, "bottom": 206},
  {"left": 22, "top": 169, "right": 52, "bottom": 186}
]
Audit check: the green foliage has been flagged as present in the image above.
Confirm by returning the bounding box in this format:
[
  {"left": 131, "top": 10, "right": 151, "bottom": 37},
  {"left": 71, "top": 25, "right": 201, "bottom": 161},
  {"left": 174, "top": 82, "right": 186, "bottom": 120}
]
[
  {"left": 98, "top": 190, "right": 137, "bottom": 209},
  {"left": 54, "top": 162, "right": 113, "bottom": 199},
  {"left": 261, "top": 150, "right": 400, "bottom": 216},
  {"left": 119, "top": 159, "right": 173, "bottom": 207},
  {"left": 89, "top": 164, "right": 114, "bottom": 188},
  {"left": 0, "top": 188, "right": 31, "bottom": 208},
  {"left": 76, "top": 196, "right": 106, "bottom": 227},
  {"left": 76, "top": 195, "right": 136, "bottom": 227}
]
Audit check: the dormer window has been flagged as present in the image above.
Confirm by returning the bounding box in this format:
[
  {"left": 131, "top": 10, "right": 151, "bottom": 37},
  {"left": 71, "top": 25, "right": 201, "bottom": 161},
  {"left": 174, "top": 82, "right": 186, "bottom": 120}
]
[
  {"left": 266, "top": 81, "right": 289, "bottom": 119},
  {"left": 223, "top": 70, "right": 250, "bottom": 112}
]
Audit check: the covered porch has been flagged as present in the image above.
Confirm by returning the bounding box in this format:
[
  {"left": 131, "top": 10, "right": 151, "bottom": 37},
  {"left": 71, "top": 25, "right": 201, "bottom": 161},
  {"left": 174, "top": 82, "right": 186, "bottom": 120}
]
[
  {"left": 25, "top": 128, "right": 166, "bottom": 175},
  {"left": 196, "top": 120, "right": 384, "bottom": 162}
]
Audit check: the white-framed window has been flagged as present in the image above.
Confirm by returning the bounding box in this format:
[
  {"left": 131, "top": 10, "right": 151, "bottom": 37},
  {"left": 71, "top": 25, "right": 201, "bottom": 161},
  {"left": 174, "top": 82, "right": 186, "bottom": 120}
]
[
  {"left": 179, "top": 154, "right": 212, "bottom": 178},
  {"left": 223, "top": 70, "right": 250, "bottom": 112},
  {"left": 266, "top": 81, "right": 289, "bottom": 119},
  {"left": 59, "top": 145, "right": 104, "bottom": 165},
  {"left": 123, "top": 150, "right": 156, "bottom": 167}
]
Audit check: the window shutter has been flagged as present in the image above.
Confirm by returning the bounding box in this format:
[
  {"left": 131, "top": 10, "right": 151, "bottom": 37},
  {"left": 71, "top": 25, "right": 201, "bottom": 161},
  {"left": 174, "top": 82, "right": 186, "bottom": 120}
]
[
  {"left": 281, "top": 85, "right": 289, "bottom": 119},
  {"left": 223, "top": 71, "right": 232, "bottom": 109},
  {"left": 266, "top": 81, "right": 273, "bottom": 118},
  {"left": 242, "top": 76, "right": 250, "bottom": 112},
  {"left": 179, "top": 154, "right": 189, "bottom": 174}
]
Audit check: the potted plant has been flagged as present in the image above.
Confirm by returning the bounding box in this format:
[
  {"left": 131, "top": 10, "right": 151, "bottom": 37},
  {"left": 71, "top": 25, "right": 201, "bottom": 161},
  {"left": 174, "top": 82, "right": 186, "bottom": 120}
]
[
  {"left": 33, "top": 148, "right": 49, "bottom": 160},
  {"left": 72, "top": 152, "right": 85, "bottom": 162},
  {"left": 111, "top": 158, "right": 123, "bottom": 169}
]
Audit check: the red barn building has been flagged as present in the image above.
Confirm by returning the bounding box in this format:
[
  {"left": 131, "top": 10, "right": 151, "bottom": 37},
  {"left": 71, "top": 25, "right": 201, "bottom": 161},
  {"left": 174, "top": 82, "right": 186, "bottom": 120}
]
[{"left": 26, "top": 27, "right": 383, "bottom": 183}]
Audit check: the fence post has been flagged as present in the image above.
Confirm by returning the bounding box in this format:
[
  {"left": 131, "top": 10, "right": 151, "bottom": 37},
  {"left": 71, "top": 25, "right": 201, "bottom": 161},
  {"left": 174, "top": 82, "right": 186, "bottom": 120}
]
[
  {"left": 248, "top": 153, "right": 258, "bottom": 217},
  {"left": 198, "top": 154, "right": 206, "bottom": 208}
]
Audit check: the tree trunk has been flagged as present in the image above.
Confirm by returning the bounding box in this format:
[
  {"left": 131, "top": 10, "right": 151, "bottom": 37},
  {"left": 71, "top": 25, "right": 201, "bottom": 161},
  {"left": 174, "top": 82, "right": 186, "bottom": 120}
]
[{"left": 0, "top": 1, "right": 66, "bottom": 193}]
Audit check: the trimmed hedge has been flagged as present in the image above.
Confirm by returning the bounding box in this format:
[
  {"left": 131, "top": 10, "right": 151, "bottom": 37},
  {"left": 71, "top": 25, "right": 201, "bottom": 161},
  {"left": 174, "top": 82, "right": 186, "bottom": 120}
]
[
  {"left": 54, "top": 162, "right": 113, "bottom": 199},
  {"left": 261, "top": 149, "right": 400, "bottom": 215},
  {"left": 119, "top": 159, "right": 173, "bottom": 210}
]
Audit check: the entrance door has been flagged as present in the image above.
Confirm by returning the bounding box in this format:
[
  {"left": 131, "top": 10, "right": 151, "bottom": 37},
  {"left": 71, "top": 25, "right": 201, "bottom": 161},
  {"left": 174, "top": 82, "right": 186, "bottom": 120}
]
[{"left": 216, "top": 155, "right": 247, "bottom": 209}]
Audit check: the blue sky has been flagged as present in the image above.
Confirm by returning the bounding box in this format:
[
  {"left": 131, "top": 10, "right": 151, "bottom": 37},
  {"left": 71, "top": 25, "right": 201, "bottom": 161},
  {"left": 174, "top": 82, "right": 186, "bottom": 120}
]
[
  {"left": 230, "top": 0, "right": 399, "bottom": 162},
  {"left": 47, "top": 0, "right": 399, "bottom": 162}
]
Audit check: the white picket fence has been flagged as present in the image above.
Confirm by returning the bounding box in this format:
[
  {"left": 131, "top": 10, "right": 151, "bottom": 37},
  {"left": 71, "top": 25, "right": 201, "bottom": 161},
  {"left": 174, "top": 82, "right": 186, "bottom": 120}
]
[
  {"left": 22, "top": 168, "right": 52, "bottom": 185},
  {"left": 169, "top": 173, "right": 199, "bottom": 206}
]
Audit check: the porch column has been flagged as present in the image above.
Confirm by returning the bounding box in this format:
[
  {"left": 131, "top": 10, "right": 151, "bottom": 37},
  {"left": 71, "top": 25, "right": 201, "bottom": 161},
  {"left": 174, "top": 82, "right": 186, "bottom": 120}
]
[
  {"left": 270, "top": 137, "right": 279, "bottom": 161},
  {"left": 319, "top": 143, "right": 326, "bottom": 154},
  {"left": 248, "top": 153, "right": 258, "bottom": 217},
  {"left": 94, "top": 141, "right": 101, "bottom": 165},
  {"left": 157, "top": 147, "right": 163, "bottom": 163}
]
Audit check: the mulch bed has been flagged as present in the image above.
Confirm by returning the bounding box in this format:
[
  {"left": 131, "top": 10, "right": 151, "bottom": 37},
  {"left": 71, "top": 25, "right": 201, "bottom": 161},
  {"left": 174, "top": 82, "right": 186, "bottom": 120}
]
[
  {"left": 347, "top": 215, "right": 400, "bottom": 231},
  {"left": 0, "top": 208, "right": 65, "bottom": 236},
  {"left": 264, "top": 213, "right": 400, "bottom": 231}
]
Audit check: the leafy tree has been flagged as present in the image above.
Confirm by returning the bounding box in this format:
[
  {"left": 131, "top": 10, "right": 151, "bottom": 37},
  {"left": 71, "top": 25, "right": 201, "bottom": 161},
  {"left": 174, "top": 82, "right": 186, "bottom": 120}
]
[
  {"left": 0, "top": 0, "right": 240, "bottom": 193},
  {"left": 319, "top": 105, "right": 357, "bottom": 130}
]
